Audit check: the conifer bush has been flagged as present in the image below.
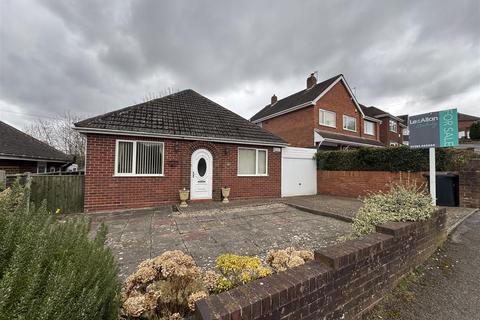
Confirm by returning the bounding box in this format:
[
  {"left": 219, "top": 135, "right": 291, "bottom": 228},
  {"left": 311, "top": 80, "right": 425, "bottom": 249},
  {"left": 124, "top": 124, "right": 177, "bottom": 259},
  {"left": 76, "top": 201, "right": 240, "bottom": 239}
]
[
  {"left": 470, "top": 121, "right": 480, "bottom": 140},
  {"left": 0, "top": 180, "right": 120, "bottom": 320}
]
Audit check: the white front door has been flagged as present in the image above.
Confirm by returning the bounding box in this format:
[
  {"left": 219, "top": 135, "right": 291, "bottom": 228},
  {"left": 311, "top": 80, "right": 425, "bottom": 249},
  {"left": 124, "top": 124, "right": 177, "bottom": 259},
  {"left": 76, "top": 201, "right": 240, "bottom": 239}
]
[{"left": 190, "top": 149, "right": 213, "bottom": 200}]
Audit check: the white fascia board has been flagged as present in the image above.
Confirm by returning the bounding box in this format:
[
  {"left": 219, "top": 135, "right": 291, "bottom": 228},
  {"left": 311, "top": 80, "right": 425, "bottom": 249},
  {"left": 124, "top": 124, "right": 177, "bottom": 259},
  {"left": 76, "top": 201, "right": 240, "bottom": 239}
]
[
  {"left": 364, "top": 116, "right": 382, "bottom": 123},
  {"left": 74, "top": 127, "right": 289, "bottom": 147},
  {"left": 0, "top": 155, "right": 68, "bottom": 163}
]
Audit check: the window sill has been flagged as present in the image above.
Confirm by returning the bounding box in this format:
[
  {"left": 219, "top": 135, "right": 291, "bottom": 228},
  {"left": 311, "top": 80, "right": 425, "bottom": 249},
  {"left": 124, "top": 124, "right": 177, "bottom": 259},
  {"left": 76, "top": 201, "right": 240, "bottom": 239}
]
[
  {"left": 343, "top": 128, "right": 357, "bottom": 132},
  {"left": 237, "top": 174, "right": 269, "bottom": 177},
  {"left": 114, "top": 174, "right": 165, "bottom": 177},
  {"left": 319, "top": 123, "right": 336, "bottom": 129}
]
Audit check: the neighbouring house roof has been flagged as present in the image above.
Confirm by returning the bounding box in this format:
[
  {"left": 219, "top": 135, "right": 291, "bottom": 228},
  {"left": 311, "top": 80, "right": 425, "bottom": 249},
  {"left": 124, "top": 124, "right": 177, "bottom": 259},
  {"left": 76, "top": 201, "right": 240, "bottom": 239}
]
[
  {"left": 75, "top": 89, "right": 287, "bottom": 146},
  {"left": 458, "top": 113, "right": 480, "bottom": 122},
  {"left": 397, "top": 114, "right": 408, "bottom": 124},
  {"left": 0, "top": 121, "right": 69, "bottom": 162},
  {"left": 360, "top": 105, "right": 406, "bottom": 126},
  {"left": 314, "top": 129, "right": 384, "bottom": 147},
  {"left": 251, "top": 74, "right": 365, "bottom": 123}
]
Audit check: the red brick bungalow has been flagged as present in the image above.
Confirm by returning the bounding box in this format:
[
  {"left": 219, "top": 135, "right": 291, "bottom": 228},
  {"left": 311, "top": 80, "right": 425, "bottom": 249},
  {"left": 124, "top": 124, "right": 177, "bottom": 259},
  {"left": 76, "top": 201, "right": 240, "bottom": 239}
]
[{"left": 74, "top": 90, "right": 287, "bottom": 213}]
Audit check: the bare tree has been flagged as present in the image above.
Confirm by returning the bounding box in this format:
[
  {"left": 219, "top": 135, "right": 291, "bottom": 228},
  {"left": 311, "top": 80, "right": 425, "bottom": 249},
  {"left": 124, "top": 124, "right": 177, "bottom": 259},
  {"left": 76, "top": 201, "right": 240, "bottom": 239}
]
[
  {"left": 25, "top": 111, "right": 86, "bottom": 168},
  {"left": 142, "top": 87, "right": 179, "bottom": 102}
]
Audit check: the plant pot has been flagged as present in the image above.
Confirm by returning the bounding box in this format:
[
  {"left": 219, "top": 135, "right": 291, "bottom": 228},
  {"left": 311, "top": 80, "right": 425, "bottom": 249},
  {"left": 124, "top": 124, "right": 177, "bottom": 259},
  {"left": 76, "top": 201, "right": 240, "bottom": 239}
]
[
  {"left": 221, "top": 187, "right": 231, "bottom": 203},
  {"left": 179, "top": 189, "right": 190, "bottom": 207}
]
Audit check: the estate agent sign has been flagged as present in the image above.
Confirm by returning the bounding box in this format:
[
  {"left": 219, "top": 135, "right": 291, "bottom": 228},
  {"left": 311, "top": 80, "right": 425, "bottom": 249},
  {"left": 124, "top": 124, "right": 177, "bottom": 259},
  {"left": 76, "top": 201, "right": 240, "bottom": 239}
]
[
  {"left": 409, "top": 108, "right": 459, "bottom": 149},
  {"left": 408, "top": 108, "right": 458, "bottom": 206}
]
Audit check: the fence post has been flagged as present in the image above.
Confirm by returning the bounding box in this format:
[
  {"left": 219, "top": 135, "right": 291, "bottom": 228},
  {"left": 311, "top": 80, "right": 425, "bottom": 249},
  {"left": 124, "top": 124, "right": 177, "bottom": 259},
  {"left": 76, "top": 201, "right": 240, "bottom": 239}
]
[
  {"left": 25, "top": 173, "right": 32, "bottom": 213},
  {"left": 0, "top": 170, "right": 5, "bottom": 190}
]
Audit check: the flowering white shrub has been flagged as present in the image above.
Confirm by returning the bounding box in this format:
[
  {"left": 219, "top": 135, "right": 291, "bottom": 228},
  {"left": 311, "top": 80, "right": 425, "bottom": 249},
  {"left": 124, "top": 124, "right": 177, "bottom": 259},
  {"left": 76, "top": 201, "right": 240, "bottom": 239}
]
[{"left": 352, "top": 183, "right": 435, "bottom": 237}]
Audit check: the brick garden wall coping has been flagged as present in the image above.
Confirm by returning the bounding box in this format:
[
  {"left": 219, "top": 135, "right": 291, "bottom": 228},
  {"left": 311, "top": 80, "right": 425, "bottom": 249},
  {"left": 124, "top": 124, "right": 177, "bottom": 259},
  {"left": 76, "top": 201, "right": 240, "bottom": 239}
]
[{"left": 195, "top": 208, "right": 447, "bottom": 320}]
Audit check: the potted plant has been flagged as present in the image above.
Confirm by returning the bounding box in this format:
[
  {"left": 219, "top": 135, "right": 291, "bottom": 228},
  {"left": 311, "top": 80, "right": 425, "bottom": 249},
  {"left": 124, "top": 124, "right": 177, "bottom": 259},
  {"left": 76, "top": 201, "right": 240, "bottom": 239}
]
[
  {"left": 221, "top": 186, "right": 231, "bottom": 203},
  {"left": 179, "top": 188, "right": 190, "bottom": 207}
]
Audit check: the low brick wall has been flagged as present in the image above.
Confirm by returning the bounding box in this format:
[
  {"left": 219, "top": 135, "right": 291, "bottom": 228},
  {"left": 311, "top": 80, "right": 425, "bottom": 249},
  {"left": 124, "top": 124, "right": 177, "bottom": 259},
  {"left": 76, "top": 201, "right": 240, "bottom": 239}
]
[
  {"left": 195, "top": 209, "right": 447, "bottom": 320},
  {"left": 317, "top": 170, "right": 426, "bottom": 198}
]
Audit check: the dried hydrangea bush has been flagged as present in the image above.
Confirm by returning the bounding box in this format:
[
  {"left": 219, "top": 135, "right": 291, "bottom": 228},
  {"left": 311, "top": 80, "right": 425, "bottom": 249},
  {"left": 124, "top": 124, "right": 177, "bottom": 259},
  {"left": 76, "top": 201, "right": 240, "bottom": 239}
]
[
  {"left": 214, "top": 254, "right": 272, "bottom": 293},
  {"left": 266, "top": 247, "right": 314, "bottom": 272},
  {"left": 352, "top": 183, "right": 435, "bottom": 237},
  {"left": 121, "top": 250, "right": 208, "bottom": 320}
]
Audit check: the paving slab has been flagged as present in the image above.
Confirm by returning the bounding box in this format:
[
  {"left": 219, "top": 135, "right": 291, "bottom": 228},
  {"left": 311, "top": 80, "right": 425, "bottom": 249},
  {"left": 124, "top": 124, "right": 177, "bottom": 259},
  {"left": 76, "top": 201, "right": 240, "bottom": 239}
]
[{"left": 88, "top": 202, "right": 351, "bottom": 279}]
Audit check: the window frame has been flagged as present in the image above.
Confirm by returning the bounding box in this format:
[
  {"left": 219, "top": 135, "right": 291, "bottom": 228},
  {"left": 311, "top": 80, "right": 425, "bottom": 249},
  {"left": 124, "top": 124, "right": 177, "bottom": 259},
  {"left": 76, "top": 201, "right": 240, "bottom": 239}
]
[
  {"left": 114, "top": 139, "right": 165, "bottom": 177},
  {"left": 364, "top": 120, "right": 375, "bottom": 135},
  {"left": 343, "top": 115, "right": 357, "bottom": 132},
  {"left": 237, "top": 147, "right": 268, "bottom": 177},
  {"left": 319, "top": 109, "right": 337, "bottom": 128},
  {"left": 389, "top": 119, "right": 398, "bottom": 133}
]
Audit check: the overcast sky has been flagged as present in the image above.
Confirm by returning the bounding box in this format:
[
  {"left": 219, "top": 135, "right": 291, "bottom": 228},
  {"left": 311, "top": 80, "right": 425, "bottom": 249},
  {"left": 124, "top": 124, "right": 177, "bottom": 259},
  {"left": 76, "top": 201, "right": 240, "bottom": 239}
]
[{"left": 1, "top": 0, "right": 479, "bottom": 129}]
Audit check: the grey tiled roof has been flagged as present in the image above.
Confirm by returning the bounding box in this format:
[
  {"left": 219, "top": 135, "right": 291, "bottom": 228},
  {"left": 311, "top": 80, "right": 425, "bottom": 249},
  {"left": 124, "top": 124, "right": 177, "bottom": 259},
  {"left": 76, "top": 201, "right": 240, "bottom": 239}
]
[
  {"left": 360, "top": 104, "right": 405, "bottom": 123},
  {"left": 250, "top": 74, "right": 342, "bottom": 122},
  {"left": 75, "top": 89, "right": 286, "bottom": 146},
  {"left": 0, "top": 121, "right": 69, "bottom": 161}
]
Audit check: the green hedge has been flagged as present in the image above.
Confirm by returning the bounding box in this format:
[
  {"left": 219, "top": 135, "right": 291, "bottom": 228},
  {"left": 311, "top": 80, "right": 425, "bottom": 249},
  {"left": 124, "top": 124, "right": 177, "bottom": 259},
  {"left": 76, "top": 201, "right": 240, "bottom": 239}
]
[{"left": 315, "top": 146, "right": 473, "bottom": 172}]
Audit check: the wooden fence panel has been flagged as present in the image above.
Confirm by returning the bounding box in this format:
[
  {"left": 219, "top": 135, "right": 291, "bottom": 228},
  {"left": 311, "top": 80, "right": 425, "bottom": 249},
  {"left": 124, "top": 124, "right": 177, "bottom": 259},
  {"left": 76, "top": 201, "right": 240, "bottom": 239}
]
[{"left": 30, "top": 175, "right": 84, "bottom": 213}]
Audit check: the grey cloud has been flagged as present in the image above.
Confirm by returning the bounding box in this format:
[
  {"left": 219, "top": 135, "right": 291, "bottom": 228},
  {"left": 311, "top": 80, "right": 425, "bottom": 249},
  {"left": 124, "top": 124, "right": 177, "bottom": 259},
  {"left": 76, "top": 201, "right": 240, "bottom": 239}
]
[{"left": 0, "top": 0, "right": 478, "bottom": 129}]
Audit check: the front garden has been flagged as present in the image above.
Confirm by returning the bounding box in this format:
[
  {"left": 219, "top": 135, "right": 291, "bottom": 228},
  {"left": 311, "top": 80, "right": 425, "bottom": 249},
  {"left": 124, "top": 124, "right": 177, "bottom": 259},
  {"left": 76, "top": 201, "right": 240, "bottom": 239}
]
[{"left": 0, "top": 179, "right": 440, "bottom": 319}]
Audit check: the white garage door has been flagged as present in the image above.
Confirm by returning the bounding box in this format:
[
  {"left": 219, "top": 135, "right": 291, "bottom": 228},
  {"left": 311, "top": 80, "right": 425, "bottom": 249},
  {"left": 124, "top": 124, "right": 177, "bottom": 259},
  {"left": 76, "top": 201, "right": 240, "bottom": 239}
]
[{"left": 281, "top": 147, "right": 317, "bottom": 197}]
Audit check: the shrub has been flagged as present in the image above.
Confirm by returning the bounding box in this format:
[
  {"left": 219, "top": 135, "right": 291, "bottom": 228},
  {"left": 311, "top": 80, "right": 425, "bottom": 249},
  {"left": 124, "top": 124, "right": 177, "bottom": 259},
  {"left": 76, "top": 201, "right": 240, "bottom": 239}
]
[
  {"left": 121, "top": 250, "right": 207, "bottom": 319},
  {"left": 214, "top": 254, "right": 272, "bottom": 293},
  {"left": 315, "top": 147, "right": 473, "bottom": 172},
  {"left": 266, "top": 247, "right": 314, "bottom": 272},
  {"left": 470, "top": 121, "right": 480, "bottom": 140},
  {"left": 0, "top": 180, "right": 120, "bottom": 320},
  {"left": 351, "top": 183, "right": 435, "bottom": 237}
]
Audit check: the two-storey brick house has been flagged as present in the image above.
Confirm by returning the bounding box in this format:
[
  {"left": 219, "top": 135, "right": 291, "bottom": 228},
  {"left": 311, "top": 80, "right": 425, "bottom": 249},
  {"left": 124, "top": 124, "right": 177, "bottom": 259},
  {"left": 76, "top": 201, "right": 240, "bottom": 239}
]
[
  {"left": 360, "top": 105, "right": 406, "bottom": 146},
  {"left": 250, "top": 74, "right": 384, "bottom": 149}
]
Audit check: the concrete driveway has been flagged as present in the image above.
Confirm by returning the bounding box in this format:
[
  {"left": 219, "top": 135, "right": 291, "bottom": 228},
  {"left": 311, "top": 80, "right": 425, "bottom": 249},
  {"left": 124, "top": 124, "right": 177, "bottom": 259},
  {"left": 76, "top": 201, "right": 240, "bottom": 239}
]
[{"left": 89, "top": 202, "right": 352, "bottom": 279}]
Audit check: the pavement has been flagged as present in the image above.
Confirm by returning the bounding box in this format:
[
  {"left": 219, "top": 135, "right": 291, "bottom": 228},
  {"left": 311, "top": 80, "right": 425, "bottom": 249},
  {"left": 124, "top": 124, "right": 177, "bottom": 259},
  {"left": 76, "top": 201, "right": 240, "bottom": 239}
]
[
  {"left": 89, "top": 201, "right": 352, "bottom": 279},
  {"left": 364, "top": 209, "right": 480, "bottom": 320}
]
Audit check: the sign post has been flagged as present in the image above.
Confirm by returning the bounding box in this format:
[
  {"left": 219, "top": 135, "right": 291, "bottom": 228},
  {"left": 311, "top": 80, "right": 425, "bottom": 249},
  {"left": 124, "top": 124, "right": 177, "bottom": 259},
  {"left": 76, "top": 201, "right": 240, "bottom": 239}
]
[{"left": 408, "top": 108, "right": 458, "bottom": 206}]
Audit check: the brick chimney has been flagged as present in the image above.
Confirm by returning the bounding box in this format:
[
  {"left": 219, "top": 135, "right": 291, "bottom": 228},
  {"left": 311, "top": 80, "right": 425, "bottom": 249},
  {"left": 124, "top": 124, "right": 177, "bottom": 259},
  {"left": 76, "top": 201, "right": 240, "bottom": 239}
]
[
  {"left": 271, "top": 94, "right": 277, "bottom": 105},
  {"left": 306, "top": 73, "right": 317, "bottom": 89}
]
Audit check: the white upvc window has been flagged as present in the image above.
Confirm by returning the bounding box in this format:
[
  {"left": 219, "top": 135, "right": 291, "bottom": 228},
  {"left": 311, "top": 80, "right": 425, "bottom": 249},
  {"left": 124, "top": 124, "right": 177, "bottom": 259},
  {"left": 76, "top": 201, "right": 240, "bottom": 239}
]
[
  {"left": 343, "top": 115, "right": 357, "bottom": 132},
  {"left": 364, "top": 120, "right": 375, "bottom": 135},
  {"left": 115, "top": 140, "right": 164, "bottom": 176},
  {"left": 389, "top": 119, "right": 398, "bottom": 132},
  {"left": 319, "top": 109, "right": 336, "bottom": 128},
  {"left": 238, "top": 148, "right": 268, "bottom": 176}
]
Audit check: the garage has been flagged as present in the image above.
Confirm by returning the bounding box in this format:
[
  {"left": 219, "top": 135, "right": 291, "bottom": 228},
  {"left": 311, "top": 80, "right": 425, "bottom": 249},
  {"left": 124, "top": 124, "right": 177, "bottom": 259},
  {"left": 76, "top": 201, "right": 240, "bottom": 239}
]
[{"left": 281, "top": 147, "right": 317, "bottom": 197}]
